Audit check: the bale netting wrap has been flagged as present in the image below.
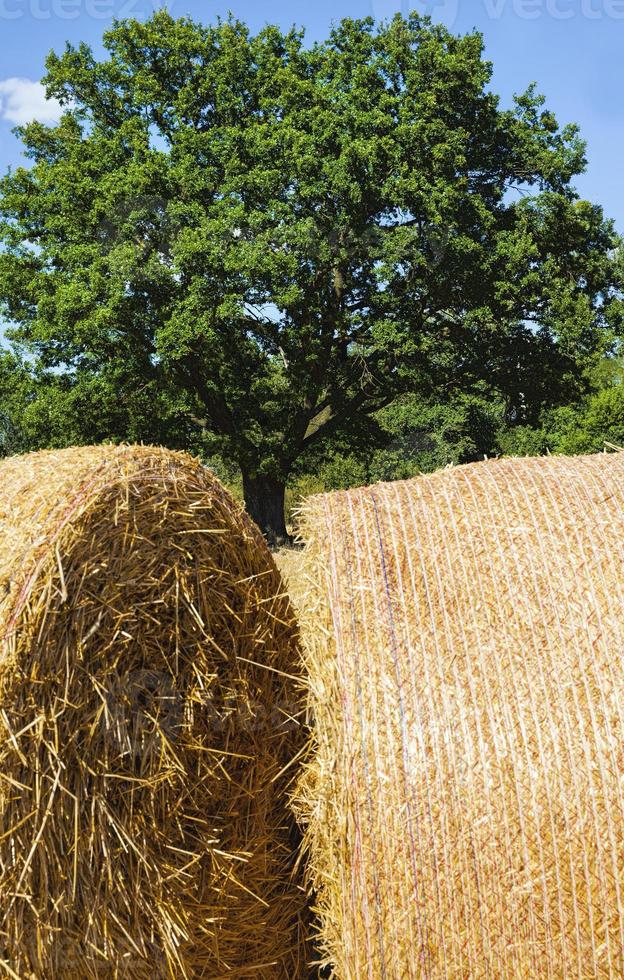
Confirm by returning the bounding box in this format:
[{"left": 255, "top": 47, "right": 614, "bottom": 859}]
[
  {"left": 0, "top": 444, "right": 307, "bottom": 979},
  {"left": 296, "top": 453, "right": 624, "bottom": 978}
]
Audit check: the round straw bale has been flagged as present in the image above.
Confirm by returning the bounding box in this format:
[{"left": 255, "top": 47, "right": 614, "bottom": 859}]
[
  {"left": 295, "top": 453, "right": 624, "bottom": 978},
  {"left": 0, "top": 444, "right": 306, "bottom": 978}
]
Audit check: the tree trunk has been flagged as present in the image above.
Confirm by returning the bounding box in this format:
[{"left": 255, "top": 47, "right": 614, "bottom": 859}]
[{"left": 242, "top": 473, "right": 290, "bottom": 548}]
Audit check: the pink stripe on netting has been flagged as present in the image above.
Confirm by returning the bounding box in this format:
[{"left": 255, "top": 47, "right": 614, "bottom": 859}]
[
  {"left": 369, "top": 488, "right": 431, "bottom": 978},
  {"left": 341, "top": 492, "right": 389, "bottom": 979},
  {"left": 386, "top": 483, "right": 450, "bottom": 947},
  {"left": 388, "top": 480, "right": 453, "bottom": 976},
  {"left": 414, "top": 476, "right": 494, "bottom": 975},
  {"left": 401, "top": 479, "right": 476, "bottom": 976},
  {"left": 309, "top": 456, "right": 624, "bottom": 977},
  {"left": 436, "top": 474, "right": 520, "bottom": 975},
  {"left": 436, "top": 471, "right": 524, "bottom": 975},
  {"left": 322, "top": 494, "right": 378, "bottom": 979},
  {"left": 350, "top": 487, "right": 417, "bottom": 976}
]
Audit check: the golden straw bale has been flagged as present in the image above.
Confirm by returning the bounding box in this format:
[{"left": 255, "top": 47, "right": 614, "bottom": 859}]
[
  {"left": 0, "top": 444, "right": 307, "bottom": 979},
  {"left": 295, "top": 453, "right": 624, "bottom": 978}
]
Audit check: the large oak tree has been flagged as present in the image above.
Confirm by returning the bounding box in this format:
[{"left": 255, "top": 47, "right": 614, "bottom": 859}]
[{"left": 0, "top": 12, "right": 621, "bottom": 542}]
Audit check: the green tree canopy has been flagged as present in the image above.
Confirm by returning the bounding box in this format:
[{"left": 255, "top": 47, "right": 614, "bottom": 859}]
[{"left": 1, "top": 12, "right": 621, "bottom": 542}]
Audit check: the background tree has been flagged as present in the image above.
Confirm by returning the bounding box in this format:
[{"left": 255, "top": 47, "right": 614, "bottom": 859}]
[
  {"left": 497, "top": 355, "right": 624, "bottom": 457},
  {"left": 0, "top": 12, "right": 621, "bottom": 543},
  {"left": 0, "top": 353, "right": 197, "bottom": 454}
]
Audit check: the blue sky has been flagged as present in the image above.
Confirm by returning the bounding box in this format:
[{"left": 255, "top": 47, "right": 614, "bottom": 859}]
[{"left": 0, "top": 0, "right": 623, "bottom": 231}]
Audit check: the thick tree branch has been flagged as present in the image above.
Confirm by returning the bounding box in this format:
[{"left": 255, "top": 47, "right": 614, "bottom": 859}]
[
  {"left": 301, "top": 387, "right": 396, "bottom": 451},
  {"left": 177, "top": 355, "right": 237, "bottom": 438}
]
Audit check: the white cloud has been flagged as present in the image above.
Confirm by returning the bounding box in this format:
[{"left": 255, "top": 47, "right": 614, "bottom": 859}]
[{"left": 0, "top": 78, "right": 63, "bottom": 126}]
